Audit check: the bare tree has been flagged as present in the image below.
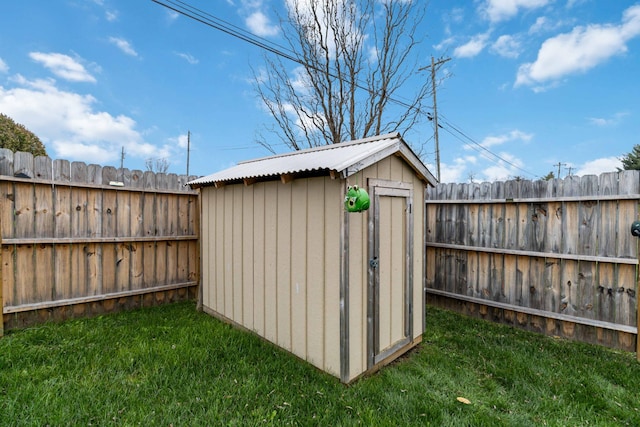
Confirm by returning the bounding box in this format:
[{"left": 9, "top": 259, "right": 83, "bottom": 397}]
[
  {"left": 254, "top": 0, "right": 433, "bottom": 152},
  {"left": 145, "top": 157, "right": 170, "bottom": 174}
]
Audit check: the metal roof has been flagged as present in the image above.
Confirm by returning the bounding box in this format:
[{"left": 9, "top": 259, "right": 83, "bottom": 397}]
[{"left": 189, "top": 133, "right": 437, "bottom": 188}]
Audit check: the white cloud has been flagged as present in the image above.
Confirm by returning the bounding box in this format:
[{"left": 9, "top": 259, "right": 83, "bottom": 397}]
[
  {"left": 106, "top": 10, "right": 118, "bottom": 22},
  {"left": 516, "top": 4, "right": 640, "bottom": 87},
  {"left": 450, "top": 7, "right": 465, "bottom": 24},
  {"left": 440, "top": 7, "right": 465, "bottom": 39},
  {"left": 588, "top": 112, "right": 629, "bottom": 127},
  {"left": 491, "top": 35, "right": 522, "bottom": 58},
  {"left": 246, "top": 11, "right": 279, "bottom": 37},
  {"left": 166, "top": 10, "right": 180, "bottom": 23},
  {"left": 439, "top": 156, "right": 477, "bottom": 183},
  {"left": 175, "top": 52, "right": 199, "bottom": 64},
  {"left": 575, "top": 157, "right": 621, "bottom": 176},
  {"left": 173, "top": 133, "right": 190, "bottom": 149},
  {"left": 482, "top": 0, "right": 551, "bottom": 23},
  {"left": 481, "top": 152, "right": 525, "bottom": 181},
  {"left": 29, "top": 52, "right": 96, "bottom": 83},
  {"left": 566, "top": 0, "right": 587, "bottom": 8},
  {"left": 529, "top": 16, "right": 548, "bottom": 33},
  {"left": 529, "top": 16, "right": 572, "bottom": 35},
  {"left": 0, "top": 76, "right": 159, "bottom": 164},
  {"left": 0, "top": 58, "right": 8, "bottom": 73},
  {"left": 588, "top": 117, "right": 609, "bottom": 127},
  {"left": 290, "top": 65, "right": 312, "bottom": 93},
  {"left": 453, "top": 33, "right": 490, "bottom": 58},
  {"left": 467, "top": 130, "right": 533, "bottom": 150},
  {"left": 434, "top": 36, "right": 456, "bottom": 51},
  {"left": 109, "top": 37, "right": 138, "bottom": 57},
  {"left": 455, "top": 131, "right": 532, "bottom": 181}
]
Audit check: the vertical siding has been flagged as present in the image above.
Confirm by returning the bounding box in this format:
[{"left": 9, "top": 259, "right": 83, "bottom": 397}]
[
  {"left": 224, "top": 188, "right": 234, "bottom": 317},
  {"left": 232, "top": 186, "right": 243, "bottom": 323},
  {"left": 199, "top": 176, "right": 342, "bottom": 378},
  {"left": 323, "top": 179, "right": 342, "bottom": 375},
  {"left": 263, "top": 182, "right": 278, "bottom": 343},
  {"left": 276, "top": 183, "right": 292, "bottom": 351},
  {"left": 252, "top": 183, "right": 265, "bottom": 337},
  {"left": 242, "top": 185, "right": 254, "bottom": 330},
  {"left": 306, "top": 178, "right": 327, "bottom": 369},
  {"left": 200, "top": 190, "right": 210, "bottom": 309},
  {"left": 291, "top": 179, "right": 308, "bottom": 360}
]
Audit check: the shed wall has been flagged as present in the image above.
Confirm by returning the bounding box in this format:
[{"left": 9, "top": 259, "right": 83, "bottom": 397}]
[
  {"left": 200, "top": 177, "right": 343, "bottom": 377},
  {"left": 346, "top": 154, "right": 426, "bottom": 381}
]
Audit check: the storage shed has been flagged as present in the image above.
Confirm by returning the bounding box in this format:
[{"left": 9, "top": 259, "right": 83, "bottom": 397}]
[{"left": 189, "top": 133, "right": 437, "bottom": 383}]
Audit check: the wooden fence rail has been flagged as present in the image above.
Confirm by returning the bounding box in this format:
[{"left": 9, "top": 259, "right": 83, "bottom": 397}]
[
  {"left": 426, "top": 171, "right": 639, "bottom": 353},
  {"left": 0, "top": 149, "right": 200, "bottom": 335}
]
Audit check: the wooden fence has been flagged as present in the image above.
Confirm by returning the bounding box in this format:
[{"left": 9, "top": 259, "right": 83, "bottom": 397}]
[
  {"left": 3, "top": 147, "right": 638, "bottom": 356},
  {"left": 426, "top": 171, "right": 639, "bottom": 353},
  {"left": 0, "top": 149, "right": 200, "bottom": 335}
]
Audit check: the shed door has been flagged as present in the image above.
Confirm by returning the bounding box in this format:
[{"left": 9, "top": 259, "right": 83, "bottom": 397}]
[{"left": 368, "top": 180, "right": 414, "bottom": 368}]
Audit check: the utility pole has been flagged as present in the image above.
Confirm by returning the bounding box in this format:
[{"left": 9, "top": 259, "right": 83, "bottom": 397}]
[
  {"left": 420, "top": 56, "right": 451, "bottom": 182},
  {"left": 554, "top": 162, "right": 566, "bottom": 179},
  {"left": 120, "top": 146, "right": 126, "bottom": 182},
  {"left": 186, "top": 130, "right": 191, "bottom": 177}
]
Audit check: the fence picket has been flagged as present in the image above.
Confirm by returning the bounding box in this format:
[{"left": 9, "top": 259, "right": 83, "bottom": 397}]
[
  {"left": 543, "top": 258, "right": 561, "bottom": 313},
  {"left": 55, "top": 244, "right": 71, "bottom": 300},
  {"left": 516, "top": 255, "right": 530, "bottom": 307},
  {"left": 35, "top": 244, "right": 54, "bottom": 301},
  {"left": 617, "top": 171, "right": 639, "bottom": 258},
  {"left": 34, "top": 156, "right": 52, "bottom": 180},
  {"left": 561, "top": 259, "right": 578, "bottom": 316},
  {"left": 0, "top": 149, "right": 14, "bottom": 176},
  {"left": 102, "top": 243, "right": 117, "bottom": 294},
  {"left": 578, "top": 260, "right": 597, "bottom": 320},
  {"left": 14, "top": 183, "right": 34, "bottom": 238},
  {"left": 2, "top": 246, "right": 15, "bottom": 309},
  {"left": 88, "top": 164, "right": 102, "bottom": 185},
  {"left": 35, "top": 183, "right": 54, "bottom": 238},
  {"left": 54, "top": 159, "right": 70, "bottom": 181},
  {"left": 14, "top": 152, "right": 34, "bottom": 178}
]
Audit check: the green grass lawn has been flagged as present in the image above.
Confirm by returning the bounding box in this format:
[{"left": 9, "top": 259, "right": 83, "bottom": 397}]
[{"left": 1, "top": 302, "right": 639, "bottom": 426}]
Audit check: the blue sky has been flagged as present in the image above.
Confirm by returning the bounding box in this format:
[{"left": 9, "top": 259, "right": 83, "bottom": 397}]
[{"left": 1, "top": 0, "right": 639, "bottom": 183}]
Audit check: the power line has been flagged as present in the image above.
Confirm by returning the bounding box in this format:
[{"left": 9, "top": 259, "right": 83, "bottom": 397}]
[
  {"left": 152, "top": 0, "right": 297, "bottom": 61},
  {"left": 151, "top": 0, "right": 539, "bottom": 180},
  {"left": 438, "top": 113, "right": 541, "bottom": 179},
  {"left": 151, "top": 0, "right": 420, "bottom": 113}
]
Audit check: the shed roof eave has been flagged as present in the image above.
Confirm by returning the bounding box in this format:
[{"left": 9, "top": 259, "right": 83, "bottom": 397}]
[{"left": 187, "top": 132, "right": 437, "bottom": 188}]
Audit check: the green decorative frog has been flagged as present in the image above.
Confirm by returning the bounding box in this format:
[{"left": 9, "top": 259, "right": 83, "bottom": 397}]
[{"left": 344, "top": 185, "right": 370, "bottom": 212}]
